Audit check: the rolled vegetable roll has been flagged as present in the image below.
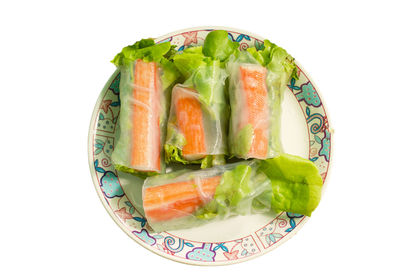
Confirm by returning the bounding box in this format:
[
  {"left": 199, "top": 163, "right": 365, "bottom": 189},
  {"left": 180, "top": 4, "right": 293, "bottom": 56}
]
[
  {"left": 143, "top": 154, "right": 323, "bottom": 232},
  {"left": 111, "top": 39, "right": 180, "bottom": 177},
  {"left": 230, "top": 63, "right": 269, "bottom": 159},
  {"left": 164, "top": 31, "right": 238, "bottom": 168},
  {"left": 227, "top": 41, "right": 297, "bottom": 159}
]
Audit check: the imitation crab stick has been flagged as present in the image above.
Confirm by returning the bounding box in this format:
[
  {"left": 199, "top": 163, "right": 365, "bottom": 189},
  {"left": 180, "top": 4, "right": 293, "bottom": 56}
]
[
  {"left": 130, "top": 60, "right": 161, "bottom": 172},
  {"left": 143, "top": 175, "right": 221, "bottom": 222},
  {"left": 174, "top": 86, "right": 207, "bottom": 161}
]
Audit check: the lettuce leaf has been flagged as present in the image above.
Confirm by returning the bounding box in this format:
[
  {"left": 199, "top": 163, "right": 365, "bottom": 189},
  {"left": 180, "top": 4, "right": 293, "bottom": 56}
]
[
  {"left": 259, "top": 154, "right": 323, "bottom": 216},
  {"left": 111, "top": 39, "right": 181, "bottom": 90},
  {"left": 246, "top": 39, "right": 297, "bottom": 78},
  {"left": 164, "top": 144, "right": 189, "bottom": 165},
  {"left": 200, "top": 154, "right": 226, "bottom": 169},
  {"left": 230, "top": 124, "right": 253, "bottom": 158},
  {"left": 263, "top": 40, "right": 296, "bottom": 77},
  {"left": 164, "top": 123, "right": 224, "bottom": 167},
  {"left": 196, "top": 164, "right": 252, "bottom": 219},
  {"left": 114, "top": 164, "right": 158, "bottom": 179},
  {"left": 203, "top": 155, "right": 224, "bottom": 168},
  {"left": 217, "top": 164, "right": 252, "bottom": 206},
  {"left": 246, "top": 47, "right": 265, "bottom": 65},
  {"left": 164, "top": 122, "right": 187, "bottom": 164},
  {"left": 159, "top": 58, "right": 182, "bottom": 90},
  {"left": 173, "top": 46, "right": 207, "bottom": 79},
  {"left": 203, "top": 30, "right": 239, "bottom": 61},
  {"left": 196, "top": 154, "right": 323, "bottom": 220},
  {"left": 164, "top": 143, "right": 225, "bottom": 168},
  {"left": 111, "top": 39, "right": 173, "bottom": 66},
  {"left": 189, "top": 60, "right": 227, "bottom": 107},
  {"left": 173, "top": 47, "right": 227, "bottom": 106}
]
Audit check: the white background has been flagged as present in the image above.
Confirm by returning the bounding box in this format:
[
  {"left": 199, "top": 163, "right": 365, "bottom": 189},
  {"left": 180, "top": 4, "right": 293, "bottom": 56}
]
[{"left": 1, "top": 0, "right": 399, "bottom": 277}]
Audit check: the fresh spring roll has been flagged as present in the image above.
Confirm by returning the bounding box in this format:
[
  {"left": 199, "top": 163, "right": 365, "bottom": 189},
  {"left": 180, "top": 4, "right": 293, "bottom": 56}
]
[
  {"left": 164, "top": 31, "right": 239, "bottom": 168},
  {"left": 165, "top": 61, "right": 227, "bottom": 167},
  {"left": 169, "top": 86, "right": 207, "bottom": 160},
  {"left": 143, "top": 154, "right": 323, "bottom": 232},
  {"left": 227, "top": 41, "right": 297, "bottom": 159},
  {"left": 111, "top": 39, "right": 180, "bottom": 177}
]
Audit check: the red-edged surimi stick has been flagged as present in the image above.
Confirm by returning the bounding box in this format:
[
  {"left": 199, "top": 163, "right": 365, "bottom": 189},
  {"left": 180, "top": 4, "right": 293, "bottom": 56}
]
[
  {"left": 131, "top": 60, "right": 161, "bottom": 172},
  {"left": 173, "top": 86, "right": 207, "bottom": 161},
  {"left": 143, "top": 176, "right": 221, "bottom": 222}
]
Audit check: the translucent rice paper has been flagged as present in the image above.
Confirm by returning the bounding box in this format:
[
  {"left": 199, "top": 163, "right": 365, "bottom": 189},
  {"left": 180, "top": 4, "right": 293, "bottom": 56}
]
[
  {"left": 142, "top": 160, "right": 272, "bottom": 232},
  {"left": 112, "top": 59, "right": 168, "bottom": 176},
  {"left": 164, "top": 62, "right": 229, "bottom": 168},
  {"left": 227, "top": 52, "right": 283, "bottom": 159}
]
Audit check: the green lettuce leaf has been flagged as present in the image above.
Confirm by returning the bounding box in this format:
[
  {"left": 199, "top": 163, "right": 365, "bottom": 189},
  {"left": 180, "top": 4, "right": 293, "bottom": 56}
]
[
  {"left": 217, "top": 164, "right": 252, "bottom": 206},
  {"left": 159, "top": 58, "right": 181, "bottom": 90},
  {"left": 164, "top": 122, "right": 187, "bottom": 164},
  {"left": 200, "top": 154, "right": 226, "bottom": 169},
  {"left": 230, "top": 124, "right": 253, "bottom": 158},
  {"left": 111, "top": 39, "right": 181, "bottom": 91},
  {"left": 173, "top": 46, "right": 207, "bottom": 79},
  {"left": 196, "top": 164, "right": 253, "bottom": 219},
  {"left": 259, "top": 154, "right": 323, "bottom": 216},
  {"left": 190, "top": 60, "right": 227, "bottom": 106},
  {"left": 164, "top": 123, "right": 223, "bottom": 167},
  {"left": 164, "top": 143, "right": 225, "bottom": 168},
  {"left": 246, "top": 40, "right": 297, "bottom": 81},
  {"left": 114, "top": 164, "right": 158, "bottom": 179},
  {"left": 252, "top": 189, "right": 272, "bottom": 211},
  {"left": 197, "top": 154, "right": 323, "bottom": 220},
  {"left": 111, "top": 39, "right": 173, "bottom": 66},
  {"left": 203, "top": 30, "right": 239, "bottom": 61},
  {"left": 265, "top": 41, "right": 296, "bottom": 76},
  {"left": 254, "top": 39, "right": 297, "bottom": 76},
  {"left": 247, "top": 47, "right": 265, "bottom": 64},
  {"left": 164, "top": 144, "right": 189, "bottom": 165}
]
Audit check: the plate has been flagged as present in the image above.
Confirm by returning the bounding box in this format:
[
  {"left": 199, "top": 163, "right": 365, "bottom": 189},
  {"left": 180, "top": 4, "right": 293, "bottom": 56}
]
[{"left": 88, "top": 27, "right": 332, "bottom": 265}]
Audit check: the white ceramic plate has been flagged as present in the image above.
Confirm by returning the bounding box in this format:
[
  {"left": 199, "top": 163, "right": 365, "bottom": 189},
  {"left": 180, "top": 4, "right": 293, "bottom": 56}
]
[{"left": 88, "top": 27, "right": 332, "bottom": 265}]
